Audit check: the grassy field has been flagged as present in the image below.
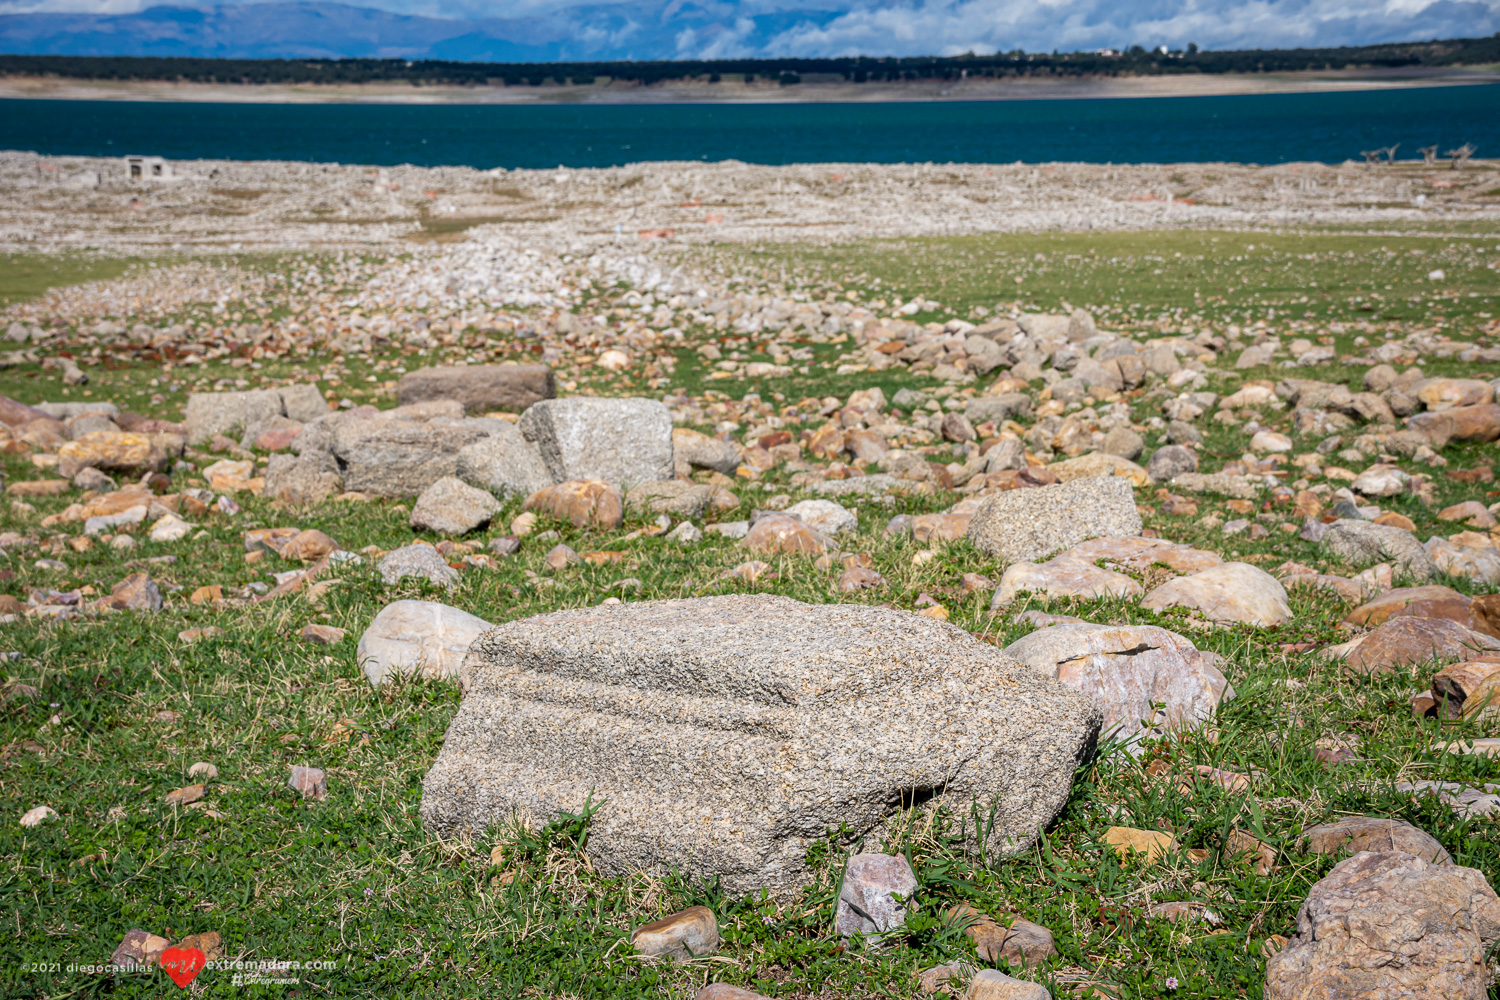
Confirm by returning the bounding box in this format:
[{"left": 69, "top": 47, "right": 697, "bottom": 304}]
[{"left": 2, "top": 226, "right": 1500, "bottom": 999}]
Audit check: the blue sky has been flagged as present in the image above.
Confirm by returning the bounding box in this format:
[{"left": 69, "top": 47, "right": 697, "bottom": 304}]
[{"left": 1, "top": 0, "right": 1496, "bottom": 61}]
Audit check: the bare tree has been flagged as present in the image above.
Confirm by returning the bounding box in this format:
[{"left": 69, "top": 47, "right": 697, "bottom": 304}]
[
  {"left": 1420, "top": 145, "right": 1438, "bottom": 165},
  {"left": 1360, "top": 148, "right": 1383, "bottom": 165},
  {"left": 1445, "top": 143, "right": 1476, "bottom": 169}
]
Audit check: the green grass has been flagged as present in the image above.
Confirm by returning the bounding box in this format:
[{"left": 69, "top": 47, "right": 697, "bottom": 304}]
[
  {"left": 0, "top": 254, "right": 142, "bottom": 309},
  {"left": 3, "top": 226, "right": 1500, "bottom": 998}
]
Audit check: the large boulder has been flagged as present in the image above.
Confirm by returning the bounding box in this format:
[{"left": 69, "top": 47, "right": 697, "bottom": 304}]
[
  {"left": 967, "top": 476, "right": 1142, "bottom": 565},
  {"left": 277, "top": 384, "right": 329, "bottom": 423},
  {"left": 183, "top": 389, "right": 285, "bottom": 446},
  {"left": 396, "top": 364, "right": 555, "bottom": 415},
  {"left": 331, "top": 416, "right": 492, "bottom": 498},
  {"left": 1332, "top": 616, "right": 1500, "bottom": 674},
  {"left": 519, "top": 398, "right": 674, "bottom": 488},
  {"left": 1322, "top": 519, "right": 1437, "bottom": 583},
  {"left": 1002, "top": 622, "right": 1230, "bottom": 741},
  {"left": 1265, "top": 851, "right": 1500, "bottom": 1000},
  {"left": 420, "top": 595, "right": 1101, "bottom": 893},
  {"left": 357, "top": 600, "right": 493, "bottom": 686},
  {"left": 454, "top": 421, "right": 554, "bottom": 499}
]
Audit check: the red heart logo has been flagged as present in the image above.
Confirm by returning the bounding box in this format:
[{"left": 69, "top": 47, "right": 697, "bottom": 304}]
[{"left": 159, "top": 946, "right": 206, "bottom": 988}]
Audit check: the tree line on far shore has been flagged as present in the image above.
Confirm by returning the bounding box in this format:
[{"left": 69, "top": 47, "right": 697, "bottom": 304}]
[{"left": 2, "top": 35, "right": 1498, "bottom": 88}]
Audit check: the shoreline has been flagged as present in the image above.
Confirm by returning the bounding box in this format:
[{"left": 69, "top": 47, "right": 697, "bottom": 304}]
[{"left": 0, "top": 65, "right": 1496, "bottom": 105}]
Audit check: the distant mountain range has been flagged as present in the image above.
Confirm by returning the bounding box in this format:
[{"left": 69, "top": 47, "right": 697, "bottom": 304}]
[{"left": 0, "top": 1, "right": 844, "bottom": 61}]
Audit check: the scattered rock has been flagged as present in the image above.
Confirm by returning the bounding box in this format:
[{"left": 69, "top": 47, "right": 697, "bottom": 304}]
[
  {"left": 287, "top": 765, "right": 327, "bottom": 800},
  {"left": 1102, "top": 826, "right": 1177, "bottom": 864},
  {"left": 1301, "top": 816, "right": 1452, "bottom": 866},
  {"left": 785, "top": 499, "right": 857, "bottom": 535},
  {"left": 378, "top": 544, "right": 461, "bottom": 589},
  {"left": 964, "top": 969, "right": 1051, "bottom": 1000},
  {"left": 454, "top": 420, "right": 553, "bottom": 499},
  {"left": 1264, "top": 851, "right": 1500, "bottom": 1000},
  {"left": 1142, "top": 562, "right": 1291, "bottom": 626},
  {"left": 992, "top": 556, "right": 1142, "bottom": 606},
  {"left": 967, "top": 476, "right": 1142, "bottom": 565},
  {"left": 836, "top": 853, "right": 918, "bottom": 942},
  {"left": 1003, "top": 622, "right": 1231, "bottom": 740},
  {"left": 524, "top": 479, "right": 624, "bottom": 531},
  {"left": 1332, "top": 617, "right": 1500, "bottom": 674},
  {"left": 299, "top": 624, "right": 347, "bottom": 646},
  {"left": 631, "top": 906, "right": 719, "bottom": 961},
  {"left": 518, "top": 397, "right": 674, "bottom": 488},
  {"left": 357, "top": 599, "right": 492, "bottom": 685},
  {"left": 744, "top": 512, "right": 835, "bottom": 556},
  {"left": 1322, "top": 519, "right": 1437, "bottom": 582},
  {"left": 411, "top": 476, "right": 501, "bottom": 535},
  {"left": 103, "top": 572, "right": 163, "bottom": 612}
]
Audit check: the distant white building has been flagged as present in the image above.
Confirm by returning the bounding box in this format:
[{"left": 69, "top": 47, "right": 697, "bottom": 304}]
[{"left": 125, "top": 155, "right": 174, "bottom": 181}]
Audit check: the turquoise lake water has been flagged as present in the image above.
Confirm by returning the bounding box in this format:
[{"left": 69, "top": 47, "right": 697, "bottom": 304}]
[{"left": 0, "top": 83, "right": 1495, "bottom": 168}]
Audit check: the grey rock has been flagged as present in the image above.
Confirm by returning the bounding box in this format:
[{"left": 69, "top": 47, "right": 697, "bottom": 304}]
[
  {"left": 836, "top": 853, "right": 917, "bottom": 941},
  {"left": 66, "top": 414, "right": 120, "bottom": 439},
  {"left": 38, "top": 400, "right": 119, "bottom": 419},
  {"left": 71, "top": 467, "right": 115, "bottom": 492},
  {"left": 420, "top": 595, "right": 1101, "bottom": 893},
  {"left": 885, "top": 514, "right": 914, "bottom": 536},
  {"left": 1169, "top": 472, "right": 1261, "bottom": 499},
  {"left": 488, "top": 536, "right": 521, "bottom": 556},
  {"left": 378, "top": 544, "right": 461, "bottom": 589},
  {"left": 967, "top": 476, "right": 1142, "bottom": 565},
  {"left": 1323, "top": 519, "right": 1437, "bottom": 582},
  {"left": 626, "top": 480, "right": 718, "bottom": 519},
  {"left": 1166, "top": 420, "right": 1203, "bottom": 445},
  {"left": 1301, "top": 816, "right": 1452, "bottom": 866},
  {"left": 1299, "top": 517, "right": 1330, "bottom": 542},
  {"left": 287, "top": 765, "right": 327, "bottom": 800},
  {"left": 183, "top": 389, "right": 284, "bottom": 446},
  {"left": 1100, "top": 427, "right": 1144, "bottom": 461},
  {"left": 519, "top": 397, "right": 674, "bottom": 488},
  {"left": 707, "top": 520, "right": 749, "bottom": 539},
  {"left": 1265, "top": 851, "right": 1500, "bottom": 1000},
  {"left": 332, "top": 417, "right": 492, "bottom": 498},
  {"left": 396, "top": 364, "right": 555, "bottom": 414},
  {"left": 455, "top": 421, "right": 553, "bottom": 499},
  {"left": 809, "top": 473, "right": 900, "bottom": 497},
  {"left": 892, "top": 388, "right": 930, "bottom": 410},
  {"left": 667, "top": 521, "right": 703, "bottom": 544},
  {"left": 983, "top": 438, "right": 1027, "bottom": 473},
  {"left": 277, "top": 384, "right": 329, "bottom": 423},
  {"left": 263, "top": 453, "right": 343, "bottom": 505},
  {"left": 966, "top": 394, "right": 1033, "bottom": 425},
  {"left": 357, "top": 599, "right": 493, "bottom": 686},
  {"left": 411, "top": 476, "right": 502, "bottom": 535},
  {"left": 673, "top": 428, "right": 742, "bottom": 474},
  {"left": 1147, "top": 445, "right": 1198, "bottom": 482}
]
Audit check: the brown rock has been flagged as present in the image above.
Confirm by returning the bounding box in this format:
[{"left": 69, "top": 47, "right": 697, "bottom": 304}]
[
  {"left": 523, "top": 479, "right": 623, "bottom": 531},
  {"left": 287, "top": 765, "right": 327, "bottom": 800},
  {"left": 0, "top": 594, "right": 24, "bottom": 616},
  {"left": 1372, "top": 511, "right": 1417, "bottom": 531},
  {"left": 1345, "top": 585, "right": 1468, "bottom": 626},
  {"left": 396, "top": 363, "right": 555, "bottom": 414},
  {"left": 189, "top": 585, "right": 222, "bottom": 605},
  {"left": 1341, "top": 617, "right": 1500, "bottom": 674},
  {"left": 744, "top": 513, "right": 834, "bottom": 556},
  {"left": 1417, "top": 378, "right": 1494, "bottom": 411},
  {"left": 1103, "top": 826, "right": 1176, "bottom": 863},
  {"left": 110, "top": 928, "right": 170, "bottom": 968},
  {"left": 280, "top": 529, "right": 339, "bottom": 563},
  {"left": 918, "top": 964, "right": 974, "bottom": 996},
  {"left": 1301, "top": 816, "right": 1452, "bottom": 865},
  {"left": 912, "top": 513, "right": 972, "bottom": 543},
  {"left": 950, "top": 905, "right": 1058, "bottom": 968},
  {"left": 299, "top": 624, "right": 348, "bottom": 646},
  {"left": 964, "top": 969, "right": 1051, "bottom": 1000},
  {"left": 844, "top": 429, "right": 889, "bottom": 463},
  {"left": 1264, "top": 851, "right": 1499, "bottom": 999},
  {"left": 630, "top": 906, "right": 719, "bottom": 960},
  {"left": 807, "top": 422, "right": 847, "bottom": 459},
  {"left": 174, "top": 931, "right": 224, "bottom": 961},
  {"left": 0, "top": 394, "right": 55, "bottom": 427},
  {"left": 1409, "top": 402, "right": 1500, "bottom": 444},
  {"left": 6, "top": 479, "right": 69, "bottom": 497},
  {"left": 103, "top": 573, "right": 162, "bottom": 612},
  {"left": 695, "top": 986, "right": 769, "bottom": 1000},
  {"left": 57, "top": 432, "right": 167, "bottom": 480},
  {"left": 1063, "top": 535, "right": 1223, "bottom": 575},
  {"left": 1226, "top": 829, "right": 1277, "bottom": 875},
  {"left": 164, "top": 784, "right": 205, "bottom": 807},
  {"left": 838, "top": 566, "right": 886, "bottom": 593},
  {"left": 544, "top": 544, "right": 581, "bottom": 571}
]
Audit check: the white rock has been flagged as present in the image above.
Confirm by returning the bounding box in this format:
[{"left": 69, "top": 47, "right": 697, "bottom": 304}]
[
  {"left": 357, "top": 599, "right": 493, "bottom": 686},
  {"left": 667, "top": 521, "right": 702, "bottom": 544},
  {"left": 20, "top": 805, "right": 57, "bottom": 827},
  {"left": 1249, "top": 430, "right": 1293, "bottom": 453},
  {"left": 148, "top": 513, "right": 192, "bottom": 543},
  {"left": 784, "top": 499, "right": 858, "bottom": 536},
  {"left": 1141, "top": 561, "right": 1292, "bottom": 626}
]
